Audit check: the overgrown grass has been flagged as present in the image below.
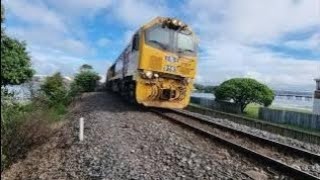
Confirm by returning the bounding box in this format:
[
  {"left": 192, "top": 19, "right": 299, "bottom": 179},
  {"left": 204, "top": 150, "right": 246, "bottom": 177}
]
[{"left": 1, "top": 99, "right": 68, "bottom": 171}]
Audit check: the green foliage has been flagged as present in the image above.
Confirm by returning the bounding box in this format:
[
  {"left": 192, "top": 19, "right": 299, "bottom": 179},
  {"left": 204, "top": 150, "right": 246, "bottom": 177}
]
[
  {"left": 1, "top": 88, "right": 33, "bottom": 171},
  {"left": 1, "top": 5, "right": 70, "bottom": 172},
  {"left": 80, "top": 64, "right": 93, "bottom": 72},
  {"left": 1, "top": 36, "right": 35, "bottom": 87},
  {"left": 40, "top": 72, "right": 69, "bottom": 106},
  {"left": 214, "top": 78, "right": 274, "bottom": 113},
  {"left": 1, "top": 3, "right": 34, "bottom": 87},
  {"left": 73, "top": 69, "right": 100, "bottom": 92},
  {"left": 1, "top": 96, "right": 68, "bottom": 171},
  {"left": 1, "top": 4, "right": 4, "bottom": 37},
  {"left": 194, "top": 83, "right": 217, "bottom": 93},
  {"left": 1, "top": 4, "right": 4, "bottom": 24},
  {"left": 244, "top": 103, "right": 260, "bottom": 118},
  {"left": 1, "top": 101, "right": 25, "bottom": 171}
]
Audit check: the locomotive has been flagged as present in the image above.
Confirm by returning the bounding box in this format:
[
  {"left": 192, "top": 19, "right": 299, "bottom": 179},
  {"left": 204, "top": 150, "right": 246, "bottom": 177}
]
[{"left": 106, "top": 17, "right": 198, "bottom": 109}]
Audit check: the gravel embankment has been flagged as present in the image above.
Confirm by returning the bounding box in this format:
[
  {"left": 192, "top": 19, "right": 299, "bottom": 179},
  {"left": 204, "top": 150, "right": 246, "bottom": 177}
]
[
  {"left": 2, "top": 92, "right": 291, "bottom": 179},
  {"left": 164, "top": 110, "right": 320, "bottom": 177},
  {"left": 179, "top": 109, "right": 320, "bottom": 154}
]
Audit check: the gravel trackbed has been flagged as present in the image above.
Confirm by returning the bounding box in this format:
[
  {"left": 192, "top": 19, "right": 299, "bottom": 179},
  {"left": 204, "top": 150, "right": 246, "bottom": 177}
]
[{"left": 2, "top": 92, "right": 291, "bottom": 180}]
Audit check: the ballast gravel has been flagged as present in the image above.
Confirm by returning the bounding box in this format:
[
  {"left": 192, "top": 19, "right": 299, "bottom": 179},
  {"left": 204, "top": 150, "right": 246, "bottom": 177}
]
[
  {"left": 2, "top": 92, "right": 293, "bottom": 179},
  {"left": 64, "top": 92, "right": 288, "bottom": 179},
  {"left": 179, "top": 109, "right": 320, "bottom": 154}
]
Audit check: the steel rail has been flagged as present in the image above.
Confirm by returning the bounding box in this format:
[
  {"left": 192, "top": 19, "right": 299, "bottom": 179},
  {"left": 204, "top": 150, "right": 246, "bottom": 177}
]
[{"left": 151, "top": 108, "right": 320, "bottom": 180}]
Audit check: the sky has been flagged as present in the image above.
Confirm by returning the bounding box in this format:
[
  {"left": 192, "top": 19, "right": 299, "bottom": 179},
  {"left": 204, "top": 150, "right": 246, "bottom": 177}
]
[{"left": 3, "top": 0, "right": 320, "bottom": 91}]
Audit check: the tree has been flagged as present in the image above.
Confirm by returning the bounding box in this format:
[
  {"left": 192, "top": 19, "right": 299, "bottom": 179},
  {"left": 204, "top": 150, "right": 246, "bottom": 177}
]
[
  {"left": 1, "top": 4, "right": 34, "bottom": 87},
  {"left": 40, "top": 73, "right": 68, "bottom": 106},
  {"left": 1, "top": 4, "right": 5, "bottom": 37},
  {"left": 194, "top": 83, "right": 217, "bottom": 93},
  {"left": 79, "top": 64, "right": 93, "bottom": 72},
  {"left": 73, "top": 66, "right": 100, "bottom": 92},
  {"left": 214, "top": 78, "right": 274, "bottom": 113}
]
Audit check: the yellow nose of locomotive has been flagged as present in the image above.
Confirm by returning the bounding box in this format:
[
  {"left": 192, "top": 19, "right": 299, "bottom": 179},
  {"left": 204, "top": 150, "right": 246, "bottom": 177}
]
[{"left": 136, "top": 52, "right": 196, "bottom": 109}]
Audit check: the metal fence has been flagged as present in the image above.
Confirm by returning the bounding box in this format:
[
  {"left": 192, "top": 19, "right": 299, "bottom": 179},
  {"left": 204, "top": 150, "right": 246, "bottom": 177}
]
[
  {"left": 259, "top": 107, "right": 320, "bottom": 130},
  {"left": 190, "top": 97, "right": 241, "bottom": 114}
]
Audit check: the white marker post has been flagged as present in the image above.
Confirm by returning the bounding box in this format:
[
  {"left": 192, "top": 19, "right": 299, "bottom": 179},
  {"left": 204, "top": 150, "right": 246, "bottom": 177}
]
[{"left": 79, "top": 117, "right": 84, "bottom": 141}]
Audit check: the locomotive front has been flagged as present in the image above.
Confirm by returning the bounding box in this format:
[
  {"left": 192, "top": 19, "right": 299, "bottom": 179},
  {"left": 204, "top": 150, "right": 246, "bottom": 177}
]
[{"left": 136, "top": 17, "right": 198, "bottom": 108}]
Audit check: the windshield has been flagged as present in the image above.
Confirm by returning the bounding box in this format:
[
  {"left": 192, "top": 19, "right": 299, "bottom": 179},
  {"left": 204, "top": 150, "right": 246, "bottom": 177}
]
[
  {"left": 145, "top": 25, "right": 196, "bottom": 56},
  {"left": 177, "top": 32, "right": 195, "bottom": 54},
  {"left": 146, "top": 26, "right": 170, "bottom": 50}
]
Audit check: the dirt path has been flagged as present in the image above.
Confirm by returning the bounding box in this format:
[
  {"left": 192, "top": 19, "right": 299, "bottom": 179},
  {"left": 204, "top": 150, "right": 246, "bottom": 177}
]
[{"left": 2, "top": 92, "right": 288, "bottom": 179}]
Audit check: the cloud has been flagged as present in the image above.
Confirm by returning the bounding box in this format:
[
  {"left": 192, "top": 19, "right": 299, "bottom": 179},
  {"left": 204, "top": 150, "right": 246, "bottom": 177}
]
[
  {"left": 111, "top": 0, "right": 170, "bottom": 28},
  {"left": 6, "top": 0, "right": 67, "bottom": 32},
  {"left": 224, "top": 0, "right": 319, "bottom": 43},
  {"left": 185, "top": 0, "right": 320, "bottom": 90},
  {"left": 196, "top": 41, "right": 320, "bottom": 90},
  {"left": 46, "top": 0, "right": 112, "bottom": 18},
  {"left": 283, "top": 32, "right": 320, "bottom": 51},
  {"left": 4, "top": 0, "right": 319, "bottom": 91},
  {"left": 7, "top": 26, "right": 93, "bottom": 56},
  {"left": 96, "top": 37, "right": 110, "bottom": 47},
  {"left": 29, "top": 45, "right": 111, "bottom": 79},
  {"left": 4, "top": 0, "right": 112, "bottom": 79}
]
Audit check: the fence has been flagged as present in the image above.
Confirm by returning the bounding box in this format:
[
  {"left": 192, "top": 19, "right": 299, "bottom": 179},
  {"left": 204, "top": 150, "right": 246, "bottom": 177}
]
[
  {"left": 190, "top": 97, "right": 241, "bottom": 114},
  {"left": 259, "top": 107, "right": 320, "bottom": 130},
  {"left": 186, "top": 105, "right": 320, "bottom": 144}
]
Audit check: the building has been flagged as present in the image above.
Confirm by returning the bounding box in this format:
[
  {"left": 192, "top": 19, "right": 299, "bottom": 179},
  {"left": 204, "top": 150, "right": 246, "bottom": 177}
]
[{"left": 313, "top": 78, "right": 320, "bottom": 115}]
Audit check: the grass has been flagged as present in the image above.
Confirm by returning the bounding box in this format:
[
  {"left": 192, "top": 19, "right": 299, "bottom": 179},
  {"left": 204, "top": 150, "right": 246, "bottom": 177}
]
[
  {"left": 189, "top": 103, "right": 320, "bottom": 135},
  {"left": 1, "top": 100, "right": 68, "bottom": 171},
  {"left": 244, "top": 104, "right": 260, "bottom": 119},
  {"left": 268, "top": 106, "right": 312, "bottom": 114},
  {"left": 243, "top": 104, "right": 320, "bottom": 135},
  {"left": 243, "top": 103, "right": 313, "bottom": 119}
]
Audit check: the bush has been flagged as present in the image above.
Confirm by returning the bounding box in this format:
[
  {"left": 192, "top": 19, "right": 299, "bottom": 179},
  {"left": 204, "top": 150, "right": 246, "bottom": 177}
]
[
  {"left": 73, "top": 70, "right": 100, "bottom": 92},
  {"left": 1, "top": 5, "right": 69, "bottom": 172},
  {"left": 40, "top": 72, "right": 69, "bottom": 106},
  {"left": 1, "top": 90, "right": 39, "bottom": 171},
  {"left": 1, "top": 102, "right": 25, "bottom": 171},
  {"left": 215, "top": 78, "right": 274, "bottom": 113},
  {"left": 1, "top": 36, "right": 35, "bottom": 87},
  {"left": 1, "top": 89, "right": 69, "bottom": 171}
]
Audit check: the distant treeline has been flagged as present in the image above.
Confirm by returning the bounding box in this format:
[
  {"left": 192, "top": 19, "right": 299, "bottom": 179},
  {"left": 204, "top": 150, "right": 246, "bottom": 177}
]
[{"left": 194, "top": 84, "right": 218, "bottom": 93}]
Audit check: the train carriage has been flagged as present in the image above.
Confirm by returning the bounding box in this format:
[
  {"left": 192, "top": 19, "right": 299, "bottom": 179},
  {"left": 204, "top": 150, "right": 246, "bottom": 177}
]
[{"left": 106, "top": 17, "right": 198, "bottom": 109}]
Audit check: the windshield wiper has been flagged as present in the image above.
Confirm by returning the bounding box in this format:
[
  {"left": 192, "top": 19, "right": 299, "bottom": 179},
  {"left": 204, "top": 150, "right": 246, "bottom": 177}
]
[
  {"left": 148, "top": 40, "right": 168, "bottom": 50},
  {"left": 178, "top": 48, "right": 194, "bottom": 54}
]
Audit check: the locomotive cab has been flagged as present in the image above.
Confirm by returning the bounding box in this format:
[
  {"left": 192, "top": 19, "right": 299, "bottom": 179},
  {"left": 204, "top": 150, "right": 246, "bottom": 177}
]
[{"left": 106, "top": 17, "right": 198, "bottom": 109}]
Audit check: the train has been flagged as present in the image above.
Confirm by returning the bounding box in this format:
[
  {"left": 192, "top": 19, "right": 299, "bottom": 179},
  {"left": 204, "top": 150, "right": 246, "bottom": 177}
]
[{"left": 106, "top": 17, "right": 198, "bottom": 109}]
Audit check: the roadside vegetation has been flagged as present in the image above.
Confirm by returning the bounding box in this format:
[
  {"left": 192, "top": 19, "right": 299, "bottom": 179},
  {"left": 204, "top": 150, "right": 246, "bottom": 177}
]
[
  {"left": 72, "top": 64, "right": 101, "bottom": 93},
  {"left": 214, "top": 78, "right": 275, "bottom": 113},
  {"left": 1, "top": 5, "right": 100, "bottom": 172},
  {"left": 194, "top": 83, "right": 217, "bottom": 93},
  {"left": 244, "top": 103, "right": 313, "bottom": 119}
]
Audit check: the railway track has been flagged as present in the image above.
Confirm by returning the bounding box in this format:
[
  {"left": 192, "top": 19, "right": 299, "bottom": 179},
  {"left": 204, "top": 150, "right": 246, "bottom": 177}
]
[{"left": 151, "top": 108, "right": 320, "bottom": 180}]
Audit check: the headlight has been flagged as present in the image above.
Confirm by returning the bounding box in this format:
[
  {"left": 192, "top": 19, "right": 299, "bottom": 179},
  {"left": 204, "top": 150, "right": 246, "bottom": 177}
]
[
  {"left": 183, "top": 78, "right": 192, "bottom": 85},
  {"left": 164, "top": 65, "right": 176, "bottom": 72},
  {"left": 154, "top": 73, "right": 159, "bottom": 78},
  {"left": 172, "top": 19, "right": 178, "bottom": 25},
  {"left": 145, "top": 71, "right": 153, "bottom": 78}
]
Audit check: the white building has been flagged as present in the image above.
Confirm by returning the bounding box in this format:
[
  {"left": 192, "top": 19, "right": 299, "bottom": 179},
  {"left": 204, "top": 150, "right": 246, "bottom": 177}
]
[{"left": 313, "top": 78, "right": 320, "bottom": 115}]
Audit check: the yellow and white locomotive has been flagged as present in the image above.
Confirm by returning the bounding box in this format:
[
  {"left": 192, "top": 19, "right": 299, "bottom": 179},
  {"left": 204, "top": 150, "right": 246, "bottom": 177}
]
[{"left": 106, "top": 17, "right": 198, "bottom": 109}]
